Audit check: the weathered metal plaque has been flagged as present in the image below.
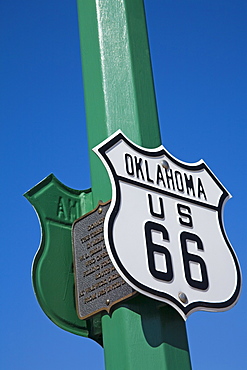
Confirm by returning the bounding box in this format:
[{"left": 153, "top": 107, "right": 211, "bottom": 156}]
[{"left": 72, "top": 201, "right": 136, "bottom": 320}]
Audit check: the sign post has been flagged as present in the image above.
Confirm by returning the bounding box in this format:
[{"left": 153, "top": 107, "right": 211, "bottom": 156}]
[
  {"left": 26, "top": 0, "right": 240, "bottom": 368},
  {"left": 77, "top": 0, "right": 191, "bottom": 368}
]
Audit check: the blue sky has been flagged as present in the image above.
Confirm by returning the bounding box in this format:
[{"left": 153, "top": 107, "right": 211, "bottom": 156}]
[{"left": 1, "top": 0, "right": 246, "bottom": 369}]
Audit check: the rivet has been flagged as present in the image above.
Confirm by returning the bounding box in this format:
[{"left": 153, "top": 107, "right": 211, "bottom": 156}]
[
  {"left": 161, "top": 160, "right": 169, "bottom": 169},
  {"left": 106, "top": 299, "right": 110, "bottom": 305},
  {"left": 98, "top": 207, "right": 103, "bottom": 214},
  {"left": 178, "top": 292, "right": 188, "bottom": 304}
]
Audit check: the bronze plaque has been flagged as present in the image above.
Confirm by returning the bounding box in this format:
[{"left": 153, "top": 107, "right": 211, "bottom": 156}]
[{"left": 72, "top": 201, "right": 135, "bottom": 320}]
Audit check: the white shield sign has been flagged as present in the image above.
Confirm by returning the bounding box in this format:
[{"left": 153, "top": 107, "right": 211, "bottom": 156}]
[{"left": 94, "top": 130, "right": 241, "bottom": 319}]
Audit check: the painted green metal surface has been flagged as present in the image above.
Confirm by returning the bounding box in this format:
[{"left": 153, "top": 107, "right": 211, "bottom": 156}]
[
  {"left": 77, "top": 0, "right": 192, "bottom": 368},
  {"left": 103, "top": 296, "right": 191, "bottom": 370},
  {"left": 77, "top": 0, "right": 161, "bottom": 206},
  {"left": 24, "top": 175, "right": 101, "bottom": 340},
  {"left": 25, "top": 0, "right": 192, "bottom": 367}
]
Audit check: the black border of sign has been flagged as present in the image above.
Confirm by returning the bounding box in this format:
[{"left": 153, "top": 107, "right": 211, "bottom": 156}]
[{"left": 97, "top": 131, "right": 242, "bottom": 317}]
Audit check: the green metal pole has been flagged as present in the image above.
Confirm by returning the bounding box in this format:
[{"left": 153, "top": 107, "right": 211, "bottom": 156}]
[{"left": 77, "top": 0, "right": 192, "bottom": 369}]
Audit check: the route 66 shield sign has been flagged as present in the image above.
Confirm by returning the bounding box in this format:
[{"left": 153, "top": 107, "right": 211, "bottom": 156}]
[{"left": 94, "top": 130, "right": 241, "bottom": 319}]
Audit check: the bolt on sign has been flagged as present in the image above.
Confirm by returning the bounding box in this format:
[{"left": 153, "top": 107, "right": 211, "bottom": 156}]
[
  {"left": 94, "top": 130, "right": 241, "bottom": 319},
  {"left": 72, "top": 201, "right": 135, "bottom": 319}
]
